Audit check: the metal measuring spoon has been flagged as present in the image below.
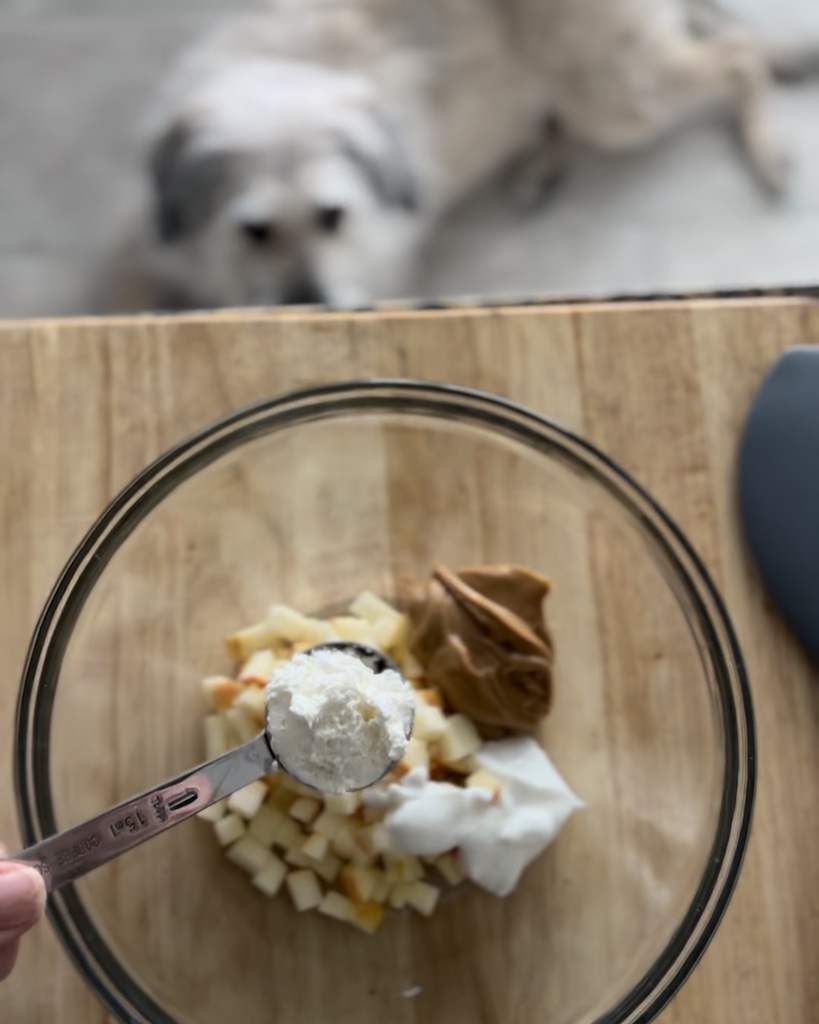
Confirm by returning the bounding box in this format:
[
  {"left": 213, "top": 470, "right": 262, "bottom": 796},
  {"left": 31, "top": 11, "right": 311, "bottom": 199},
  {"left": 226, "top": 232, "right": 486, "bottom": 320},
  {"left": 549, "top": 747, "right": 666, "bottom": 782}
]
[{"left": 7, "top": 642, "right": 408, "bottom": 893}]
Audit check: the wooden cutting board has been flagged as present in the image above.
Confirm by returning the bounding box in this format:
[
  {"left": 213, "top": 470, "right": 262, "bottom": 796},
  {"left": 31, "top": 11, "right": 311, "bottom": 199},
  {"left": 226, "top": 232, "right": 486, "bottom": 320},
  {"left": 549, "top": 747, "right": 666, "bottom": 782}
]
[{"left": 1, "top": 297, "right": 818, "bottom": 1023}]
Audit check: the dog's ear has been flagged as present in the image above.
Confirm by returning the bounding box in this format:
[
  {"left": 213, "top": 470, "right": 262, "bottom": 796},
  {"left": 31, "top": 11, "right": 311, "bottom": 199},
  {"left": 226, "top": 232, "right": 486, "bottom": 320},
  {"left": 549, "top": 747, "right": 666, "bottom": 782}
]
[
  {"left": 148, "top": 120, "right": 233, "bottom": 243},
  {"left": 340, "top": 109, "right": 419, "bottom": 212}
]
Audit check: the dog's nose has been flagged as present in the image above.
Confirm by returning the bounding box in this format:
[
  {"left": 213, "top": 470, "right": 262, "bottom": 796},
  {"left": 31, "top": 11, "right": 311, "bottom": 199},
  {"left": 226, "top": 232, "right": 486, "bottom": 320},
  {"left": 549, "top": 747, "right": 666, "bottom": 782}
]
[{"left": 282, "top": 279, "right": 324, "bottom": 306}]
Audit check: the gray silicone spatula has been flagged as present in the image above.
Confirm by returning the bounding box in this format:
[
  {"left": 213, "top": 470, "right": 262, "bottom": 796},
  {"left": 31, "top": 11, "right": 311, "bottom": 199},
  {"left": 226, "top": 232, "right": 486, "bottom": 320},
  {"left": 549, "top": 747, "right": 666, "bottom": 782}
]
[{"left": 738, "top": 345, "right": 819, "bottom": 660}]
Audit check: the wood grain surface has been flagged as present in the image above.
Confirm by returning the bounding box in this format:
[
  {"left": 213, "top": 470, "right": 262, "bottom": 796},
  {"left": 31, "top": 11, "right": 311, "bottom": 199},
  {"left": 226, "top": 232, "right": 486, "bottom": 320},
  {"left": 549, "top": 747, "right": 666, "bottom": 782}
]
[{"left": 1, "top": 298, "right": 818, "bottom": 1024}]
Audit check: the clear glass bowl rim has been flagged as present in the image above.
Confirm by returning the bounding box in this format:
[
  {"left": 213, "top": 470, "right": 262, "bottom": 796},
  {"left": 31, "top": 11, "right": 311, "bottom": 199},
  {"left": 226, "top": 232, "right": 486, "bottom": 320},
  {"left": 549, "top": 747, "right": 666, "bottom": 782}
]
[{"left": 14, "top": 378, "right": 756, "bottom": 1024}]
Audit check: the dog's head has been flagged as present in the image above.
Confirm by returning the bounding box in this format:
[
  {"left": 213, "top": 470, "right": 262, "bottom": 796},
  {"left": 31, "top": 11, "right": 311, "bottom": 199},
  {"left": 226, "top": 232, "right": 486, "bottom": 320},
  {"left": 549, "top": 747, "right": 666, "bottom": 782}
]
[{"left": 147, "top": 62, "right": 424, "bottom": 308}]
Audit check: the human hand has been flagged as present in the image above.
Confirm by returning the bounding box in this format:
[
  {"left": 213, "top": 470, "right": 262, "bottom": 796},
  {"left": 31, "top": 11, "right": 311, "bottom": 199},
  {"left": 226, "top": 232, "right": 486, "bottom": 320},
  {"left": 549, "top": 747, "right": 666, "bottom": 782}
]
[{"left": 0, "top": 844, "right": 46, "bottom": 982}]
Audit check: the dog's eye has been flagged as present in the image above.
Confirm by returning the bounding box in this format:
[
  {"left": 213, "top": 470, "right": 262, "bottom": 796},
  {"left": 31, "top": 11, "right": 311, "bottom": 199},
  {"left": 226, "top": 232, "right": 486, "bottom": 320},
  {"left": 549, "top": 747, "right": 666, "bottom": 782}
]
[
  {"left": 316, "top": 206, "right": 345, "bottom": 234},
  {"left": 241, "top": 221, "right": 276, "bottom": 246}
]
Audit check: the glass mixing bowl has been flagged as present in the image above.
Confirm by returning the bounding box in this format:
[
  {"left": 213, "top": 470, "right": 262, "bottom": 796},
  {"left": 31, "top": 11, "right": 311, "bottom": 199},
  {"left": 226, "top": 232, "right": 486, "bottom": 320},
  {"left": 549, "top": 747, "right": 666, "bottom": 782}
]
[{"left": 15, "top": 380, "right": 754, "bottom": 1024}]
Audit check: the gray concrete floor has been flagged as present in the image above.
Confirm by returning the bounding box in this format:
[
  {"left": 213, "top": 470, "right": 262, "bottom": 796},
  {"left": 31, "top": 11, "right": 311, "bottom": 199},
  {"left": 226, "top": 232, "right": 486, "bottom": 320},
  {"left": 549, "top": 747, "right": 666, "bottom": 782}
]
[{"left": 1, "top": 0, "right": 819, "bottom": 318}]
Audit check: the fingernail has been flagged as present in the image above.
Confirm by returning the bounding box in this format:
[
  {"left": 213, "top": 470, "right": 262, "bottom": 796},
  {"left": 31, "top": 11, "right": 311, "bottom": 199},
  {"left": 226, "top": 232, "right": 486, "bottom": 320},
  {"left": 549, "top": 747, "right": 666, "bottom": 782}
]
[{"left": 0, "top": 866, "right": 45, "bottom": 920}]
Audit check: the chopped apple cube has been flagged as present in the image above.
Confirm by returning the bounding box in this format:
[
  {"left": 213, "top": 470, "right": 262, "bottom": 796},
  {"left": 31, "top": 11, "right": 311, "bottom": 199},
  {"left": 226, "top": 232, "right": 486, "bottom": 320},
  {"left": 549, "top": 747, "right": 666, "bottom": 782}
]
[
  {"left": 201, "top": 676, "right": 241, "bottom": 710},
  {"left": 227, "top": 780, "right": 268, "bottom": 820},
  {"left": 417, "top": 688, "right": 444, "bottom": 708},
  {"left": 285, "top": 848, "right": 314, "bottom": 869},
  {"left": 223, "top": 706, "right": 259, "bottom": 744},
  {"left": 196, "top": 798, "right": 228, "bottom": 824},
  {"left": 412, "top": 701, "right": 447, "bottom": 742},
  {"left": 301, "top": 833, "right": 329, "bottom": 862},
  {"left": 350, "top": 900, "right": 386, "bottom": 934},
  {"left": 251, "top": 853, "right": 287, "bottom": 897},
  {"left": 313, "top": 811, "right": 347, "bottom": 841},
  {"left": 313, "top": 851, "right": 342, "bottom": 883},
  {"left": 435, "top": 851, "right": 466, "bottom": 886},
  {"left": 370, "top": 870, "right": 390, "bottom": 904},
  {"left": 267, "top": 605, "right": 335, "bottom": 645},
  {"left": 213, "top": 813, "right": 246, "bottom": 847},
  {"left": 372, "top": 614, "right": 409, "bottom": 651},
  {"left": 446, "top": 755, "right": 480, "bottom": 775},
  {"left": 384, "top": 855, "right": 423, "bottom": 884},
  {"left": 203, "top": 714, "right": 231, "bottom": 760},
  {"left": 238, "top": 648, "right": 277, "bottom": 686},
  {"left": 405, "top": 880, "right": 440, "bottom": 917},
  {"left": 267, "top": 784, "right": 299, "bottom": 812},
  {"left": 339, "top": 864, "right": 377, "bottom": 904},
  {"left": 349, "top": 589, "right": 398, "bottom": 623},
  {"left": 277, "top": 774, "right": 319, "bottom": 799},
  {"left": 286, "top": 869, "right": 323, "bottom": 912},
  {"left": 289, "top": 797, "right": 322, "bottom": 825},
  {"left": 323, "top": 792, "right": 360, "bottom": 816},
  {"left": 388, "top": 883, "right": 410, "bottom": 909},
  {"left": 437, "top": 714, "right": 481, "bottom": 765},
  {"left": 318, "top": 891, "right": 354, "bottom": 923},
  {"left": 329, "top": 616, "right": 376, "bottom": 644},
  {"left": 466, "top": 768, "right": 502, "bottom": 801},
  {"left": 400, "top": 737, "right": 429, "bottom": 773},
  {"left": 247, "top": 804, "right": 282, "bottom": 846},
  {"left": 226, "top": 835, "right": 271, "bottom": 875},
  {"left": 355, "top": 823, "right": 389, "bottom": 857},
  {"left": 233, "top": 686, "right": 267, "bottom": 725},
  {"left": 226, "top": 621, "right": 279, "bottom": 662}
]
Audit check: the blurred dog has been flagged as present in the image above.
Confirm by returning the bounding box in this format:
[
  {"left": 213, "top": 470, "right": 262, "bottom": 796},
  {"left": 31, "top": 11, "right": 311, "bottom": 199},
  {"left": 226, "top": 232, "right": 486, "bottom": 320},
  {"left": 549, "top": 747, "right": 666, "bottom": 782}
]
[{"left": 140, "top": 0, "right": 818, "bottom": 309}]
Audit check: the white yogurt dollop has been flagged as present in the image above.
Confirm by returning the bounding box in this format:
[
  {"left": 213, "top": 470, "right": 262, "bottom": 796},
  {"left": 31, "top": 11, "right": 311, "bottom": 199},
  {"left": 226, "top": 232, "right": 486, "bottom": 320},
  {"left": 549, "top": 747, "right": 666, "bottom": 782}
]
[{"left": 366, "top": 736, "right": 583, "bottom": 896}]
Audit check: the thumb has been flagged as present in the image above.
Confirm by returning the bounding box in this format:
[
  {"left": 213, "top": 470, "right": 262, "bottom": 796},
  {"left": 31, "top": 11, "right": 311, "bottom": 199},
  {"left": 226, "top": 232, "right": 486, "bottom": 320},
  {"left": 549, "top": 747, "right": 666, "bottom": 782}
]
[{"left": 0, "top": 850, "right": 46, "bottom": 939}]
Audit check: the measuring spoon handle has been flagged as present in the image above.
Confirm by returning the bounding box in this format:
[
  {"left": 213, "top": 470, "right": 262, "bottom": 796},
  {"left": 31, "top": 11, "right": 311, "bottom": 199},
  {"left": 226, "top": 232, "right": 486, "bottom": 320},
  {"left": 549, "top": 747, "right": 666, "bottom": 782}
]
[{"left": 9, "top": 733, "right": 275, "bottom": 892}]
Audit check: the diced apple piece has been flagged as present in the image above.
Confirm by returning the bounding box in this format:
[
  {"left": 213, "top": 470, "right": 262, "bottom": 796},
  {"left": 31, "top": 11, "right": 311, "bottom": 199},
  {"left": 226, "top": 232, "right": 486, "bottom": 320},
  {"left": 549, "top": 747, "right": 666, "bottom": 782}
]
[
  {"left": 384, "top": 855, "right": 423, "bottom": 884},
  {"left": 238, "top": 649, "right": 277, "bottom": 686},
  {"left": 339, "top": 864, "right": 378, "bottom": 904},
  {"left": 361, "top": 803, "right": 386, "bottom": 824},
  {"left": 350, "top": 900, "right": 386, "bottom": 934},
  {"left": 285, "top": 848, "right": 314, "bottom": 869},
  {"left": 412, "top": 701, "right": 447, "bottom": 742},
  {"left": 323, "top": 792, "right": 360, "bottom": 816},
  {"left": 289, "top": 797, "right": 322, "bottom": 825},
  {"left": 355, "top": 823, "right": 389, "bottom": 857},
  {"left": 349, "top": 589, "right": 398, "bottom": 623},
  {"left": 203, "top": 714, "right": 232, "bottom": 760},
  {"left": 446, "top": 755, "right": 480, "bottom": 775},
  {"left": 213, "top": 813, "right": 246, "bottom": 847},
  {"left": 400, "top": 737, "right": 429, "bottom": 773},
  {"left": 223, "top": 706, "right": 259, "bottom": 744},
  {"left": 388, "top": 883, "right": 410, "bottom": 909},
  {"left": 435, "top": 851, "right": 466, "bottom": 886},
  {"left": 417, "top": 688, "right": 444, "bottom": 708},
  {"left": 330, "top": 830, "right": 359, "bottom": 861},
  {"left": 318, "top": 891, "right": 354, "bottom": 923},
  {"left": 201, "top": 676, "right": 241, "bottom": 710},
  {"left": 405, "top": 880, "right": 440, "bottom": 917},
  {"left": 313, "top": 811, "right": 347, "bottom": 841},
  {"left": 329, "top": 616, "right": 376, "bottom": 645},
  {"left": 196, "top": 798, "right": 227, "bottom": 824},
  {"left": 247, "top": 804, "right": 281, "bottom": 846},
  {"left": 267, "top": 605, "right": 335, "bottom": 645},
  {"left": 370, "top": 870, "right": 390, "bottom": 905},
  {"left": 234, "top": 686, "right": 266, "bottom": 726},
  {"left": 277, "top": 774, "right": 319, "bottom": 799},
  {"left": 226, "top": 621, "right": 279, "bottom": 662},
  {"left": 313, "top": 851, "right": 342, "bottom": 884},
  {"left": 251, "top": 853, "right": 287, "bottom": 897},
  {"left": 466, "top": 768, "right": 502, "bottom": 801},
  {"left": 226, "top": 835, "right": 271, "bottom": 875},
  {"left": 301, "top": 833, "right": 329, "bottom": 862},
  {"left": 227, "top": 780, "right": 268, "bottom": 820},
  {"left": 286, "top": 869, "right": 323, "bottom": 912},
  {"left": 267, "top": 784, "right": 299, "bottom": 812},
  {"left": 437, "top": 714, "right": 481, "bottom": 766},
  {"left": 372, "top": 614, "right": 409, "bottom": 651}
]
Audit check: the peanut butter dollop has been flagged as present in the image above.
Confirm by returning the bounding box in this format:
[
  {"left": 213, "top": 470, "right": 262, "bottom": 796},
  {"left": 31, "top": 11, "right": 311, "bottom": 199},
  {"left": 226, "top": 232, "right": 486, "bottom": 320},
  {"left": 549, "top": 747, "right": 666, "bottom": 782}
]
[{"left": 404, "top": 564, "right": 554, "bottom": 738}]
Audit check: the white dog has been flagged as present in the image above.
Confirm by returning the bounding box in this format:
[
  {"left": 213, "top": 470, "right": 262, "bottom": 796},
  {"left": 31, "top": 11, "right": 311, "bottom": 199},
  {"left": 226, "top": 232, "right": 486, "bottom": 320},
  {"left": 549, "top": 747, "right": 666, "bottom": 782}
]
[{"left": 140, "top": 0, "right": 817, "bottom": 309}]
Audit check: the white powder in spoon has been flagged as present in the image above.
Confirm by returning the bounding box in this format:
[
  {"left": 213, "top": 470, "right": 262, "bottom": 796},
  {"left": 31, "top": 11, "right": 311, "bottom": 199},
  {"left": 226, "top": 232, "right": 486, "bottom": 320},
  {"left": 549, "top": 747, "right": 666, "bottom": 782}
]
[{"left": 264, "top": 648, "right": 414, "bottom": 794}]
